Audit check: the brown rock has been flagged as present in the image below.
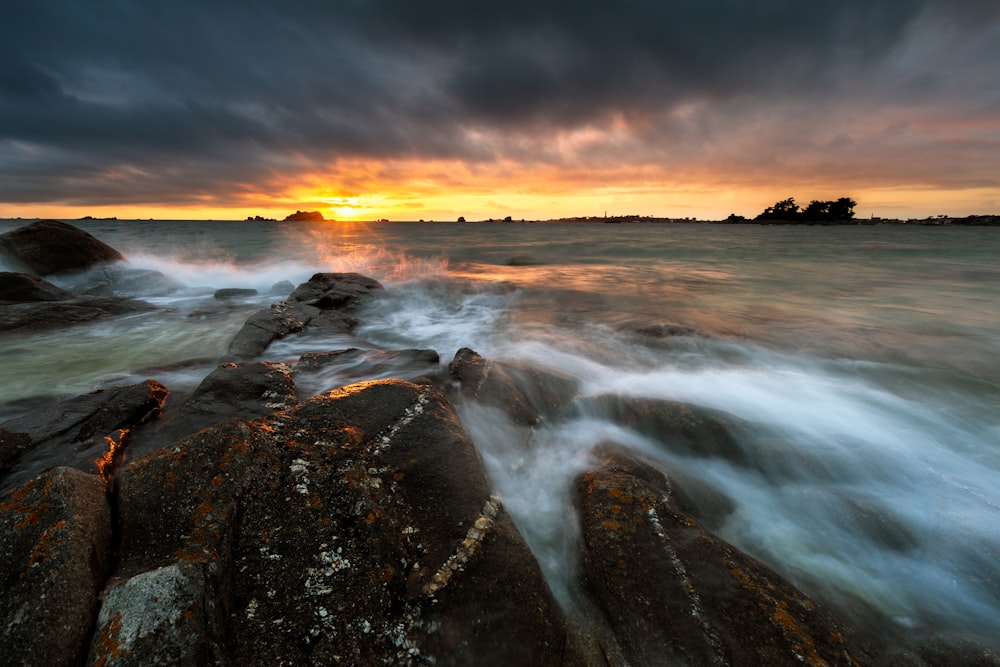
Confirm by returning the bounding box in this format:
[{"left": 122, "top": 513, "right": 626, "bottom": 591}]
[
  {"left": 133, "top": 361, "right": 296, "bottom": 455},
  {"left": 0, "top": 219, "right": 124, "bottom": 276},
  {"left": 0, "top": 271, "right": 71, "bottom": 303},
  {"left": 0, "top": 467, "right": 113, "bottom": 667},
  {"left": 93, "top": 380, "right": 578, "bottom": 666},
  {"left": 574, "top": 457, "right": 875, "bottom": 666}
]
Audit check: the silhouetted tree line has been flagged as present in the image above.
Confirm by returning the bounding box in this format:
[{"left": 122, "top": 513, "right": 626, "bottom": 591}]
[{"left": 756, "top": 197, "right": 857, "bottom": 223}]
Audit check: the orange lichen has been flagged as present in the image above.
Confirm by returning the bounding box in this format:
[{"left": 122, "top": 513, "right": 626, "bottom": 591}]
[
  {"left": 27, "top": 519, "right": 67, "bottom": 566},
  {"left": 96, "top": 430, "right": 129, "bottom": 483},
  {"left": 163, "top": 471, "right": 181, "bottom": 489},
  {"left": 730, "top": 567, "right": 834, "bottom": 666},
  {"left": 90, "top": 612, "right": 127, "bottom": 667}
]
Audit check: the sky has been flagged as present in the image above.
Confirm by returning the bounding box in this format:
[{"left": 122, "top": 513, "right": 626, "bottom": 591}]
[{"left": 2, "top": 1, "right": 999, "bottom": 222}]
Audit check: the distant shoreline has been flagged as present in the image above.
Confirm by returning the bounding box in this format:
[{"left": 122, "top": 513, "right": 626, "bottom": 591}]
[{"left": 1, "top": 215, "right": 999, "bottom": 226}]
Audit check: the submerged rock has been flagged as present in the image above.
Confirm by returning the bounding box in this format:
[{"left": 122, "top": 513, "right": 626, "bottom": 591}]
[
  {"left": 1, "top": 467, "right": 113, "bottom": 667},
  {"left": 295, "top": 347, "right": 442, "bottom": 396},
  {"left": 574, "top": 454, "right": 876, "bottom": 665},
  {"left": 213, "top": 287, "right": 258, "bottom": 300},
  {"left": 448, "top": 347, "right": 579, "bottom": 427},
  {"left": 72, "top": 266, "right": 182, "bottom": 298},
  {"left": 0, "top": 380, "right": 168, "bottom": 490},
  {"left": 0, "top": 219, "right": 124, "bottom": 276},
  {"left": 578, "top": 393, "right": 752, "bottom": 465},
  {"left": 93, "top": 379, "right": 578, "bottom": 666}
]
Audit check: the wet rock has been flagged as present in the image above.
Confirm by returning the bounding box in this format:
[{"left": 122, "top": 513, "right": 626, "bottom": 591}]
[
  {"left": 227, "top": 273, "right": 383, "bottom": 358},
  {"left": 0, "top": 219, "right": 125, "bottom": 276},
  {"left": 269, "top": 279, "right": 294, "bottom": 296},
  {"left": 448, "top": 347, "right": 579, "bottom": 427},
  {"left": 133, "top": 361, "right": 296, "bottom": 454},
  {"left": 589, "top": 443, "right": 736, "bottom": 531},
  {"left": 885, "top": 637, "right": 1000, "bottom": 666},
  {"left": 1, "top": 467, "right": 113, "bottom": 667},
  {"left": 0, "top": 271, "right": 71, "bottom": 303},
  {"left": 574, "top": 458, "right": 875, "bottom": 666},
  {"left": 0, "top": 295, "right": 157, "bottom": 333},
  {"left": 289, "top": 271, "right": 383, "bottom": 310},
  {"left": 226, "top": 299, "right": 318, "bottom": 358},
  {"left": 213, "top": 287, "right": 258, "bottom": 299},
  {"left": 579, "top": 393, "right": 751, "bottom": 465},
  {"left": 0, "top": 380, "right": 168, "bottom": 489},
  {"left": 95, "top": 380, "right": 577, "bottom": 666},
  {"left": 295, "top": 347, "right": 442, "bottom": 396}
]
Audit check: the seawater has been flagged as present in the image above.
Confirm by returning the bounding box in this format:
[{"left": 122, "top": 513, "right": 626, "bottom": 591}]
[{"left": 2, "top": 219, "right": 1000, "bottom": 648}]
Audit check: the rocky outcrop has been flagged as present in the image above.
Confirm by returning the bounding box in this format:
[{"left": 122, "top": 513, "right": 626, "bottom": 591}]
[
  {"left": 0, "top": 272, "right": 71, "bottom": 303},
  {"left": 283, "top": 210, "right": 325, "bottom": 222},
  {"left": 574, "top": 452, "right": 876, "bottom": 666},
  {"left": 1, "top": 467, "right": 113, "bottom": 667},
  {"left": 91, "top": 379, "right": 578, "bottom": 666},
  {"left": 227, "top": 299, "right": 318, "bottom": 358},
  {"left": 228, "top": 273, "right": 384, "bottom": 358},
  {"left": 0, "top": 219, "right": 125, "bottom": 275},
  {"left": 131, "top": 361, "right": 296, "bottom": 455},
  {"left": 448, "top": 347, "right": 578, "bottom": 427},
  {"left": 0, "top": 381, "right": 168, "bottom": 490}
]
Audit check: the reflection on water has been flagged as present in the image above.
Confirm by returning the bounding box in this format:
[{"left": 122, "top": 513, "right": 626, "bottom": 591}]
[{"left": 3, "top": 220, "right": 1000, "bottom": 648}]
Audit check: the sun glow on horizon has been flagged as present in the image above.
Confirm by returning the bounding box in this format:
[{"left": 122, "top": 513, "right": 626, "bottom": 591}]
[{"left": 2, "top": 156, "right": 997, "bottom": 223}]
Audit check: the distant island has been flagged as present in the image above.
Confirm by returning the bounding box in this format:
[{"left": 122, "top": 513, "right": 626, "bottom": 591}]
[{"left": 283, "top": 210, "right": 326, "bottom": 222}]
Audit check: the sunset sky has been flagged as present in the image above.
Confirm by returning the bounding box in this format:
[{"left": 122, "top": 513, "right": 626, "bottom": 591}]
[{"left": 2, "top": 1, "right": 999, "bottom": 221}]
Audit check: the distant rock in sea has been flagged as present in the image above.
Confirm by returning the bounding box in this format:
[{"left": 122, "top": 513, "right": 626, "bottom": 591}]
[{"left": 283, "top": 210, "right": 326, "bottom": 222}]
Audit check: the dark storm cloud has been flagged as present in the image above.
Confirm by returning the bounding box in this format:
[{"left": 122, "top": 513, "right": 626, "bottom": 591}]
[{"left": 1, "top": 0, "right": 998, "bottom": 206}]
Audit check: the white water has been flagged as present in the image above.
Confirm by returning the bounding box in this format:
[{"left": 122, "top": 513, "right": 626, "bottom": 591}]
[{"left": 2, "top": 219, "right": 999, "bottom": 649}]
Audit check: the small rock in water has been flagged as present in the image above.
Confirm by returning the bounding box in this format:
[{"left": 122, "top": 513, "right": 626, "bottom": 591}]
[{"left": 213, "top": 287, "right": 258, "bottom": 300}]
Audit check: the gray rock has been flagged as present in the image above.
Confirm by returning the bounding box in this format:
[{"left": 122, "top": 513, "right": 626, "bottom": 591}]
[
  {"left": 1, "top": 467, "right": 113, "bottom": 667},
  {"left": 0, "top": 219, "right": 124, "bottom": 276},
  {"left": 74, "top": 266, "right": 182, "bottom": 298}
]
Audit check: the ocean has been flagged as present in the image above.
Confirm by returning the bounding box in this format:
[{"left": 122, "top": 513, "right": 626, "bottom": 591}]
[{"left": 2, "top": 219, "right": 999, "bottom": 648}]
